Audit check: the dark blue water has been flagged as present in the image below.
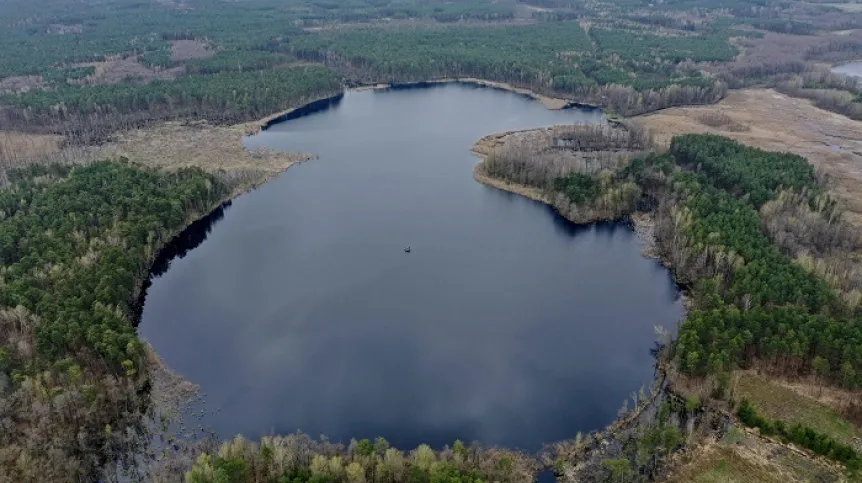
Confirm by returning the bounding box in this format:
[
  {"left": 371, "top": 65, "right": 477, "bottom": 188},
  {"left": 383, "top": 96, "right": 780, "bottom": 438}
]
[{"left": 140, "top": 83, "right": 683, "bottom": 451}]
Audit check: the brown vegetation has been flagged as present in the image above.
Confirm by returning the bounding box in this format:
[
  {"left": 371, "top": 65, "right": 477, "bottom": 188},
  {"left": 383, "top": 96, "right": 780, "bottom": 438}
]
[
  {"left": 78, "top": 57, "right": 182, "bottom": 85},
  {"left": 0, "top": 306, "right": 148, "bottom": 482},
  {"left": 0, "top": 131, "right": 63, "bottom": 165},
  {"left": 633, "top": 88, "right": 862, "bottom": 227},
  {"left": 736, "top": 374, "right": 862, "bottom": 448},
  {"left": 0, "top": 75, "right": 44, "bottom": 93},
  {"left": 695, "top": 112, "right": 749, "bottom": 132},
  {"left": 760, "top": 190, "right": 862, "bottom": 306},
  {"left": 473, "top": 124, "right": 649, "bottom": 224},
  {"left": 476, "top": 124, "right": 650, "bottom": 186},
  {"left": 170, "top": 39, "right": 214, "bottom": 62},
  {"left": 0, "top": 113, "right": 319, "bottom": 197},
  {"left": 96, "top": 121, "right": 315, "bottom": 195},
  {"left": 662, "top": 436, "right": 847, "bottom": 483}
]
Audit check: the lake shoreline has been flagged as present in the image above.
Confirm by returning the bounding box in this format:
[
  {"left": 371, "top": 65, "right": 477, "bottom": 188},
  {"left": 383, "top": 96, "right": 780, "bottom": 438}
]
[
  {"left": 136, "top": 84, "right": 682, "bottom": 470},
  {"left": 354, "top": 78, "right": 598, "bottom": 110},
  {"left": 469, "top": 128, "right": 696, "bottom": 477},
  {"left": 470, "top": 128, "right": 691, "bottom": 298}
]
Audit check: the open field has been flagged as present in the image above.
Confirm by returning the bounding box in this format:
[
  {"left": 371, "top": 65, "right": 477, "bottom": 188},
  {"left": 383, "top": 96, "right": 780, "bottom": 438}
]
[
  {"left": 96, "top": 121, "right": 314, "bottom": 195},
  {"left": 635, "top": 89, "right": 862, "bottom": 227},
  {"left": 664, "top": 437, "right": 849, "bottom": 483},
  {"left": 0, "top": 131, "right": 63, "bottom": 164},
  {"left": 736, "top": 374, "right": 862, "bottom": 447}
]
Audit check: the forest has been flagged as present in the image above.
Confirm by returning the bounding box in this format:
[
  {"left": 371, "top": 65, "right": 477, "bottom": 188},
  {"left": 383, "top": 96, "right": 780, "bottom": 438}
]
[
  {"left": 0, "top": 0, "right": 748, "bottom": 139},
  {"left": 1, "top": 0, "right": 861, "bottom": 140},
  {"left": 478, "top": 128, "right": 862, "bottom": 479},
  {"left": 0, "top": 161, "right": 230, "bottom": 481},
  {"left": 1, "top": 0, "right": 862, "bottom": 480},
  {"left": 0, "top": 66, "right": 342, "bottom": 142},
  {"left": 288, "top": 22, "right": 732, "bottom": 114},
  {"left": 480, "top": 131, "right": 862, "bottom": 391}
]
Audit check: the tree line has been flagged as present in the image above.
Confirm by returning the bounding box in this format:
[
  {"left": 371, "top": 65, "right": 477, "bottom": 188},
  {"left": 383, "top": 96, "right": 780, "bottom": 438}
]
[
  {"left": 0, "top": 160, "right": 230, "bottom": 482},
  {"left": 176, "top": 435, "right": 535, "bottom": 483},
  {"left": 0, "top": 66, "right": 343, "bottom": 142},
  {"left": 288, "top": 22, "right": 734, "bottom": 115},
  {"left": 738, "top": 400, "right": 861, "bottom": 471},
  {"left": 651, "top": 136, "right": 861, "bottom": 387},
  {"left": 481, "top": 130, "right": 862, "bottom": 390}
]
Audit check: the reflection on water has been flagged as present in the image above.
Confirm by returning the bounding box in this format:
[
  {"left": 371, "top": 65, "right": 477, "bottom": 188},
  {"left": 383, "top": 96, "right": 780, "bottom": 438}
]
[{"left": 140, "top": 84, "right": 683, "bottom": 451}]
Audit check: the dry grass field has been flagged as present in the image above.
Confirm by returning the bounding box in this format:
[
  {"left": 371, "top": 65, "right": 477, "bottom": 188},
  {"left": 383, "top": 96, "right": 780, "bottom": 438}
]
[{"left": 635, "top": 89, "right": 862, "bottom": 227}]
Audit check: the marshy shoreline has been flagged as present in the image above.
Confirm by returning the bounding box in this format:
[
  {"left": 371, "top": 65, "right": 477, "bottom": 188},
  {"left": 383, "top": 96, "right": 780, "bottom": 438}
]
[{"left": 133, "top": 82, "right": 684, "bottom": 480}]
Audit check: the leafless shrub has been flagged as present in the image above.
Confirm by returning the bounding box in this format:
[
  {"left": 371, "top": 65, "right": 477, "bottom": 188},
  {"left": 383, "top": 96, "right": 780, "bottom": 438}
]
[
  {"left": 482, "top": 124, "right": 651, "bottom": 189},
  {"left": 761, "top": 190, "right": 862, "bottom": 306},
  {"left": 695, "top": 112, "right": 750, "bottom": 132}
]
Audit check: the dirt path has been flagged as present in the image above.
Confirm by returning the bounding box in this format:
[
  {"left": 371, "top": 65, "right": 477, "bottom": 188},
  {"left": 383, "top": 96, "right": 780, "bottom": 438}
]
[{"left": 633, "top": 88, "right": 862, "bottom": 226}]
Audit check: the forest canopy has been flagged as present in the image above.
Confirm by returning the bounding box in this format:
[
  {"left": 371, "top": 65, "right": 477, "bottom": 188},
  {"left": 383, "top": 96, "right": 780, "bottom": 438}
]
[{"left": 0, "top": 160, "right": 229, "bottom": 480}]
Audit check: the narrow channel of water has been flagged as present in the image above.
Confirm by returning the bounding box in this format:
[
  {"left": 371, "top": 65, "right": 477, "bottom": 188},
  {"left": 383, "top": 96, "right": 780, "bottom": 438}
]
[
  {"left": 140, "top": 83, "right": 683, "bottom": 451},
  {"left": 832, "top": 61, "right": 862, "bottom": 78}
]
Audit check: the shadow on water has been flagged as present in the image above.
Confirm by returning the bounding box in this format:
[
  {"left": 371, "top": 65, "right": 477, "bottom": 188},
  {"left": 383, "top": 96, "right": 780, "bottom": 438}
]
[
  {"left": 131, "top": 201, "right": 231, "bottom": 324},
  {"left": 262, "top": 94, "right": 345, "bottom": 129},
  {"left": 377, "top": 81, "right": 603, "bottom": 113},
  {"left": 486, "top": 185, "right": 630, "bottom": 238}
]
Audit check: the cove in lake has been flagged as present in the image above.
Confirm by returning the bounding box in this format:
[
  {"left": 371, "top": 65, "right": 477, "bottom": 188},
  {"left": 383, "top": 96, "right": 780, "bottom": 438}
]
[
  {"left": 832, "top": 61, "right": 862, "bottom": 78},
  {"left": 140, "top": 83, "right": 684, "bottom": 451}
]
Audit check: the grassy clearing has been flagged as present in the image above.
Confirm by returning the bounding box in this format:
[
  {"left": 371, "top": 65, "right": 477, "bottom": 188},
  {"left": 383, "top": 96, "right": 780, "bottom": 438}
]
[
  {"left": 666, "top": 444, "right": 783, "bottom": 483},
  {"left": 664, "top": 436, "right": 849, "bottom": 483},
  {"left": 736, "top": 374, "right": 862, "bottom": 447}
]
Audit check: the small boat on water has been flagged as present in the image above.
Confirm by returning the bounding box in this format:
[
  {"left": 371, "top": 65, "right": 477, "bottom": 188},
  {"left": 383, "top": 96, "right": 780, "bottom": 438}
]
[{"left": 404, "top": 246, "right": 411, "bottom": 253}]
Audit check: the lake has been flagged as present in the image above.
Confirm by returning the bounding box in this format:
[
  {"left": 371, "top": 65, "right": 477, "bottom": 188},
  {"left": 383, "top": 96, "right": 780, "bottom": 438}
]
[
  {"left": 140, "top": 83, "right": 684, "bottom": 451},
  {"left": 832, "top": 61, "right": 862, "bottom": 78}
]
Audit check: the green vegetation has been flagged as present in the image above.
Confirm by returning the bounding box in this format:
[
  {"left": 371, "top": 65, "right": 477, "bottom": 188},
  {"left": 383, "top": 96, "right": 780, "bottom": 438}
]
[
  {"left": 181, "top": 435, "right": 534, "bottom": 483},
  {"left": 1, "top": 66, "right": 342, "bottom": 141},
  {"left": 290, "top": 22, "right": 731, "bottom": 107},
  {"left": 0, "top": 0, "right": 741, "bottom": 139},
  {"left": 185, "top": 51, "right": 296, "bottom": 75},
  {"left": 291, "top": 22, "right": 594, "bottom": 90},
  {"left": 669, "top": 134, "right": 818, "bottom": 208},
  {"left": 736, "top": 375, "right": 862, "bottom": 447},
  {"left": 553, "top": 173, "right": 601, "bottom": 204},
  {"left": 2, "top": 65, "right": 340, "bottom": 119},
  {"left": 738, "top": 400, "right": 862, "bottom": 470},
  {"left": 0, "top": 160, "right": 229, "bottom": 480},
  {"left": 0, "top": 162, "right": 226, "bottom": 367},
  {"left": 659, "top": 137, "right": 860, "bottom": 385},
  {"left": 1, "top": 0, "right": 861, "bottom": 479}
]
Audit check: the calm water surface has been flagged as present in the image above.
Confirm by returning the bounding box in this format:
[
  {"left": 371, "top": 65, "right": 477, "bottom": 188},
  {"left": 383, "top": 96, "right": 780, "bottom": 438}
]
[
  {"left": 140, "top": 84, "right": 683, "bottom": 450},
  {"left": 832, "top": 61, "right": 862, "bottom": 78}
]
